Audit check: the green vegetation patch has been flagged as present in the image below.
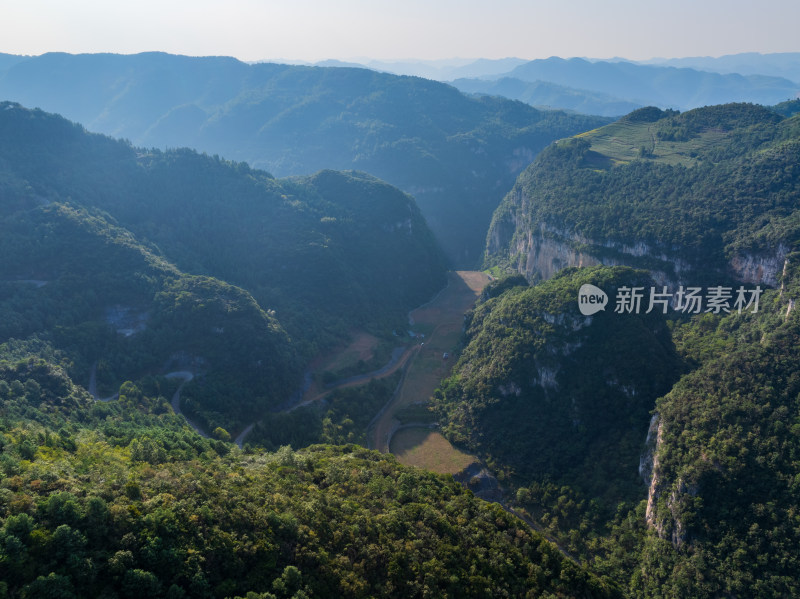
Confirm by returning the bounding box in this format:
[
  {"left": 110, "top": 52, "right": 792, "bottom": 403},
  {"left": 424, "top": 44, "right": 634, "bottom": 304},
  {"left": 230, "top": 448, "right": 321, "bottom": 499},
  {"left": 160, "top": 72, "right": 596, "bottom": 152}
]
[
  {"left": 0, "top": 347, "right": 617, "bottom": 598},
  {"left": 435, "top": 266, "right": 682, "bottom": 504}
]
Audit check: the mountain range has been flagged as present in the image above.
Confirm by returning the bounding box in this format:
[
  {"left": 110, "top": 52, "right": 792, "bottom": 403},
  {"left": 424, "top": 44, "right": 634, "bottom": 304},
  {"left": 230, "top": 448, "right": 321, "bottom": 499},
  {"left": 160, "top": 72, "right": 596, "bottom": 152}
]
[
  {"left": 289, "top": 52, "right": 800, "bottom": 117},
  {"left": 452, "top": 56, "right": 799, "bottom": 116},
  {"left": 430, "top": 101, "right": 800, "bottom": 596},
  {"left": 0, "top": 51, "right": 608, "bottom": 266},
  {"left": 0, "top": 97, "right": 623, "bottom": 599},
  {"left": 641, "top": 51, "right": 800, "bottom": 83},
  {"left": 451, "top": 77, "right": 641, "bottom": 117}
]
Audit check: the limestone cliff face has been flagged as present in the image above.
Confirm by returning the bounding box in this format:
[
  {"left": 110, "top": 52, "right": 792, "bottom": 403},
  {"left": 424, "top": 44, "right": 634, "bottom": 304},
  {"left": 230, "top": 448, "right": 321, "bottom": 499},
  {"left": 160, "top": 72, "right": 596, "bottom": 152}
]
[
  {"left": 508, "top": 224, "right": 603, "bottom": 280},
  {"left": 729, "top": 245, "right": 790, "bottom": 287},
  {"left": 488, "top": 200, "right": 689, "bottom": 286},
  {"left": 487, "top": 188, "right": 788, "bottom": 288},
  {"left": 641, "top": 413, "right": 696, "bottom": 548},
  {"left": 642, "top": 415, "right": 664, "bottom": 533}
]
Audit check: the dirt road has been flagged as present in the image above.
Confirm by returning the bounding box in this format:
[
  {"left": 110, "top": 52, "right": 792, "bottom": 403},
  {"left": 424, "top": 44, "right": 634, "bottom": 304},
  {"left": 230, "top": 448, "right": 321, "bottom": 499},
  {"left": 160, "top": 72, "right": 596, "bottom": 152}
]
[
  {"left": 165, "top": 371, "right": 209, "bottom": 438},
  {"left": 234, "top": 343, "right": 419, "bottom": 448},
  {"left": 89, "top": 271, "right": 489, "bottom": 455}
]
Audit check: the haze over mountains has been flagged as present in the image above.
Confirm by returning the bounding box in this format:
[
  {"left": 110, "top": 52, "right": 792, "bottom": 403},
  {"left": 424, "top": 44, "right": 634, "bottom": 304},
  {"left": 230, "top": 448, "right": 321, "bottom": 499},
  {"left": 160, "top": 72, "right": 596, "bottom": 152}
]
[
  {"left": 289, "top": 52, "right": 800, "bottom": 117},
  {"left": 301, "top": 57, "right": 530, "bottom": 81},
  {"left": 641, "top": 52, "right": 800, "bottom": 82},
  {"left": 0, "top": 101, "right": 448, "bottom": 433},
  {"left": 453, "top": 56, "right": 799, "bottom": 115},
  {"left": 0, "top": 51, "right": 608, "bottom": 266},
  {"left": 299, "top": 52, "right": 800, "bottom": 87},
  {"left": 451, "top": 77, "right": 642, "bottom": 117},
  {"left": 3, "top": 51, "right": 797, "bottom": 262}
]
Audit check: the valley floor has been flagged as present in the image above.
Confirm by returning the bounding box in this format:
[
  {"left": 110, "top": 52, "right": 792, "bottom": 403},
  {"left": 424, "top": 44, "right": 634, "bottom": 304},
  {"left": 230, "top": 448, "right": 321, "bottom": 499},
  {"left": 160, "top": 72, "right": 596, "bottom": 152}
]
[{"left": 370, "top": 270, "right": 490, "bottom": 472}]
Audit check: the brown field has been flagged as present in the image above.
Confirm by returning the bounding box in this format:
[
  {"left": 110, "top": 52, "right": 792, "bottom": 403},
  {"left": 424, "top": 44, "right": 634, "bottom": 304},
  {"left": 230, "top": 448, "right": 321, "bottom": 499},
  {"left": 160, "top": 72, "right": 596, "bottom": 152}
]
[
  {"left": 390, "top": 427, "right": 477, "bottom": 474},
  {"left": 300, "top": 330, "right": 381, "bottom": 402},
  {"left": 393, "top": 325, "right": 460, "bottom": 405},
  {"left": 325, "top": 331, "right": 380, "bottom": 372},
  {"left": 300, "top": 345, "right": 417, "bottom": 406},
  {"left": 371, "top": 270, "right": 490, "bottom": 469}
]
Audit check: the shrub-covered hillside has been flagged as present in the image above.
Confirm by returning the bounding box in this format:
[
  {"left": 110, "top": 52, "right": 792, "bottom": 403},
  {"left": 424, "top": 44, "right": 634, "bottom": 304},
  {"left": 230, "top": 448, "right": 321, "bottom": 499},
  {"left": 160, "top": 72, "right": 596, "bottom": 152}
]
[
  {"left": 0, "top": 352, "right": 618, "bottom": 598},
  {"left": 435, "top": 266, "right": 682, "bottom": 505},
  {"left": 457, "top": 101, "right": 800, "bottom": 593},
  {"left": 435, "top": 260, "right": 800, "bottom": 596}
]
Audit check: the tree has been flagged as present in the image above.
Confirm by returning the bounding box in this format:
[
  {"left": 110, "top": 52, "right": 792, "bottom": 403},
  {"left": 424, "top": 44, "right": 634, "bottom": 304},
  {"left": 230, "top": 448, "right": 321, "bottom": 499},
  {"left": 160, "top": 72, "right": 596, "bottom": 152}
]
[{"left": 213, "top": 427, "right": 231, "bottom": 442}]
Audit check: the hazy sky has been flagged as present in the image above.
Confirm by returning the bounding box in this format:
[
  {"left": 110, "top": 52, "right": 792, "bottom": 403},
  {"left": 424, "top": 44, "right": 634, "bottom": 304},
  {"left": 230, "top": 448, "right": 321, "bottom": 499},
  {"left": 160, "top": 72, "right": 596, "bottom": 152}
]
[{"left": 1, "top": 0, "right": 798, "bottom": 62}]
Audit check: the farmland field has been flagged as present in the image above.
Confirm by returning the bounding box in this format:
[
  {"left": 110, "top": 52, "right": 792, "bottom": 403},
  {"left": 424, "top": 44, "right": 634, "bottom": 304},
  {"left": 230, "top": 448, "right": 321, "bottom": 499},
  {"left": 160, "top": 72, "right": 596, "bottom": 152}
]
[
  {"left": 370, "top": 270, "right": 489, "bottom": 471},
  {"left": 390, "top": 427, "right": 477, "bottom": 474}
]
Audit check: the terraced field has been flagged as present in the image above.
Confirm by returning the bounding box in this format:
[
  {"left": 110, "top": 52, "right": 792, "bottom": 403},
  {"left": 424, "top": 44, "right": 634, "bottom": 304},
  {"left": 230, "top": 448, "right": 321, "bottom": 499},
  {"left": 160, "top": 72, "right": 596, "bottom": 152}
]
[{"left": 574, "top": 120, "right": 729, "bottom": 167}]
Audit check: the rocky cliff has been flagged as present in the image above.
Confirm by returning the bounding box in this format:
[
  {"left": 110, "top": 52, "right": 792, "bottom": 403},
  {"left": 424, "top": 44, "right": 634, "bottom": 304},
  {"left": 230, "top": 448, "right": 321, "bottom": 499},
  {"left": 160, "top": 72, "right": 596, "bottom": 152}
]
[
  {"left": 485, "top": 104, "right": 800, "bottom": 289},
  {"left": 488, "top": 188, "right": 789, "bottom": 287}
]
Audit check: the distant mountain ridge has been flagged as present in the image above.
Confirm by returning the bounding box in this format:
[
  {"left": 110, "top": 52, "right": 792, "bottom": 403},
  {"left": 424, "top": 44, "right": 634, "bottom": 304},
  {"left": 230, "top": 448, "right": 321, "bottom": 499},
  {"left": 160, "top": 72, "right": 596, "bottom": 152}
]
[
  {"left": 0, "top": 51, "right": 608, "bottom": 266},
  {"left": 640, "top": 52, "right": 800, "bottom": 83},
  {"left": 500, "top": 57, "right": 798, "bottom": 111},
  {"left": 449, "top": 55, "right": 799, "bottom": 117},
  {"left": 276, "top": 57, "right": 530, "bottom": 80},
  {"left": 262, "top": 52, "right": 800, "bottom": 116},
  {"left": 362, "top": 57, "right": 530, "bottom": 80},
  {"left": 451, "top": 76, "right": 642, "bottom": 117},
  {"left": 0, "top": 52, "right": 28, "bottom": 71},
  {"left": 268, "top": 52, "right": 800, "bottom": 87}
]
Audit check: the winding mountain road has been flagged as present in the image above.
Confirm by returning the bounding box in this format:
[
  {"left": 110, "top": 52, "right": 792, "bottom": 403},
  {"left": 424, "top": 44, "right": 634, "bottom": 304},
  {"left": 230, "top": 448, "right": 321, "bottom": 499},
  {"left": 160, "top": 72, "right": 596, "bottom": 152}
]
[
  {"left": 88, "top": 366, "right": 208, "bottom": 437},
  {"left": 87, "top": 272, "right": 483, "bottom": 452},
  {"left": 165, "top": 371, "right": 209, "bottom": 438},
  {"left": 88, "top": 362, "right": 119, "bottom": 402},
  {"left": 233, "top": 343, "right": 418, "bottom": 448}
]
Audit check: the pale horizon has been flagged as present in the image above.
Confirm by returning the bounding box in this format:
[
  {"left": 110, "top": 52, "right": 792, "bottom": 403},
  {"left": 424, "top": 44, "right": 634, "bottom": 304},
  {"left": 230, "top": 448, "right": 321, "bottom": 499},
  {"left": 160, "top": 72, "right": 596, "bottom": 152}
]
[
  {"left": 1, "top": 0, "right": 798, "bottom": 64},
  {"left": 2, "top": 51, "right": 799, "bottom": 66}
]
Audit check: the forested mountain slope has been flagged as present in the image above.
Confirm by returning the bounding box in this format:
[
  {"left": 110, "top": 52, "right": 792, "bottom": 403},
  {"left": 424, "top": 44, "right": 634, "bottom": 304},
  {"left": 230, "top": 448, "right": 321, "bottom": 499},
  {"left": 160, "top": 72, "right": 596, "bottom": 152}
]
[
  {"left": 0, "top": 347, "right": 619, "bottom": 598},
  {"left": 487, "top": 103, "right": 800, "bottom": 287},
  {"left": 630, "top": 260, "right": 800, "bottom": 596},
  {"left": 443, "top": 101, "right": 800, "bottom": 596},
  {"left": 436, "top": 260, "right": 800, "bottom": 596},
  {"left": 435, "top": 267, "right": 682, "bottom": 505},
  {"left": 0, "top": 98, "right": 623, "bottom": 599},
  {"left": 0, "top": 102, "right": 446, "bottom": 432},
  {"left": 0, "top": 199, "right": 303, "bottom": 434},
  {"left": 0, "top": 51, "right": 609, "bottom": 265}
]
